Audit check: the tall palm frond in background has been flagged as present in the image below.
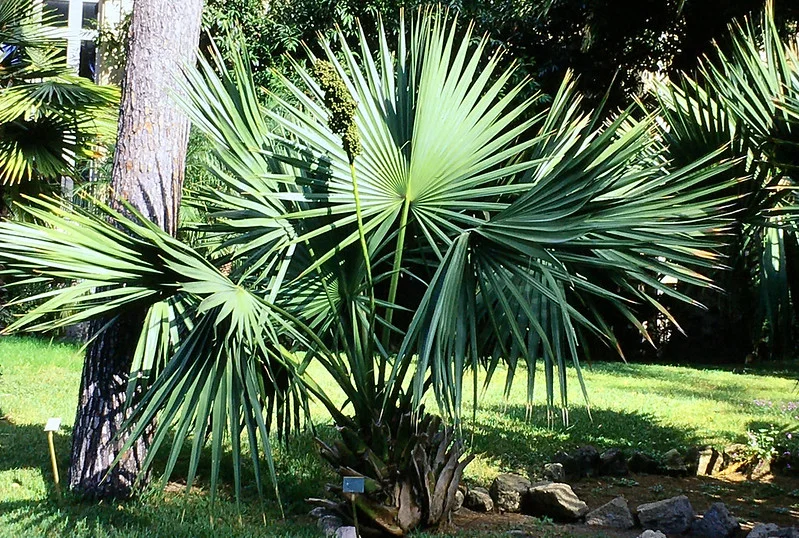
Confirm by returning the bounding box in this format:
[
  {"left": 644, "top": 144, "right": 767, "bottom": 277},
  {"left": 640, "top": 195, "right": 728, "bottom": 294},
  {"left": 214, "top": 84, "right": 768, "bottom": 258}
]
[
  {"left": 0, "top": 7, "right": 736, "bottom": 535},
  {"left": 651, "top": 1, "right": 799, "bottom": 360},
  {"left": 0, "top": 0, "right": 118, "bottom": 214}
]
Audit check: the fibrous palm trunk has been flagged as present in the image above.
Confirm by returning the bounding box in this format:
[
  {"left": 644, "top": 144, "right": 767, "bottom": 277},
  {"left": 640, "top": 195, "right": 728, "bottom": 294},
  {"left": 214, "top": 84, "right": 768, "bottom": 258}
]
[
  {"left": 67, "top": 0, "right": 203, "bottom": 499},
  {"left": 68, "top": 313, "right": 148, "bottom": 497},
  {"left": 313, "top": 409, "right": 473, "bottom": 536}
]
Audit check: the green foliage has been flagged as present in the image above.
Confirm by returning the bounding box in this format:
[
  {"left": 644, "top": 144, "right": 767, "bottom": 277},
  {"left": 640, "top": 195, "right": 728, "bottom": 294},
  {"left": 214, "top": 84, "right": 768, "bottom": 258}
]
[
  {"left": 0, "top": 0, "right": 118, "bottom": 194},
  {"left": 745, "top": 424, "right": 781, "bottom": 462},
  {"left": 202, "top": 0, "right": 799, "bottom": 111},
  {"left": 650, "top": 2, "right": 799, "bottom": 359}
]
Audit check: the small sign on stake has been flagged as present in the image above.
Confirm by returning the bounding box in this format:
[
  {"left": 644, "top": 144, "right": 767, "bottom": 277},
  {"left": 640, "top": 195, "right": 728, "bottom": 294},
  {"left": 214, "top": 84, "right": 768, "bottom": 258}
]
[
  {"left": 44, "top": 418, "right": 61, "bottom": 432},
  {"left": 44, "top": 417, "right": 62, "bottom": 498},
  {"left": 343, "top": 476, "right": 365, "bottom": 537},
  {"left": 342, "top": 476, "right": 365, "bottom": 494}
]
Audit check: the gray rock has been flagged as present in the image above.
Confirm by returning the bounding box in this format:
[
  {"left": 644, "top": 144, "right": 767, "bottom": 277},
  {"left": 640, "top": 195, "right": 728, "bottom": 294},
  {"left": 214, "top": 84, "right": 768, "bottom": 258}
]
[
  {"left": 335, "top": 527, "right": 358, "bottom": 538},
  {"left": 748, "top": 524, "right": 781, "bottom": 538},
  {"left": 637, "top": 495, "right": 695, "bottom": 534},
  {"left": 524, "top": 482, "right": 589, "bottom": 521},
  {"left": 747, "top": 524, "right": 799, "bottom": 538},
  {"left": 586, "top": 496, "right": 635, "bottom": 529},
  {"left": 684, "top": 447, "right": 701, "bottom": 474},
  {"left": 750, "top": 458, "right": 772, "bottom": 480},
  {"left": 490, "top": 473, "right": 532, "bottom": 513},
  {"left": 309, "top": 506, "right": 333, "bottom": 518},
  {"left": 628, "top": 451, "right": 661, "bottom": 474},
  {"left": 697, "top": 448, "right": 723, "bottom": 476},
  {"left": 638, "top": 531, "right": 668, "bottom": 538},
  {"left": 318, "top": 515, "right": 343, "bottom": 537},
  {"left": 553, "top": 450, "right": 580, "bottom": 480},
  {"left": 543, "top": 463, "right": 565, "bottom": 482},
  {"left": 600, "top": 448, "right": 630, "bottom": 476},
  {"left": 662, "top": 449, "right": 689, "bottom": 476},
  {"left": 465, "top": 486, "right": 494, "bottom": 512},
  {"left": 453, "top": 489, "right": 465, "bottom": 512},
  {"left": 691, "top": 503, "right": 739, "bottom": 538},
  {"left": 574, "top": 445, "right": 601, "bottom": 478}
]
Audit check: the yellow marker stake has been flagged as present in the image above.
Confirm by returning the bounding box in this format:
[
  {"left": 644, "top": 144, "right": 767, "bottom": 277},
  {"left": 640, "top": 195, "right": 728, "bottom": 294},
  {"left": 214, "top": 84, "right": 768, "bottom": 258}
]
[{"left": 44, "top": 418, "right": 62, "bottom": 498}]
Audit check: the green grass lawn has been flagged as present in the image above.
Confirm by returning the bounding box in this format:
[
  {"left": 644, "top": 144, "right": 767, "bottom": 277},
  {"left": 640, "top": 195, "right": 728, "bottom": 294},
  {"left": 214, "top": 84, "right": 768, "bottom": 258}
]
[{"left": 1, "top": 335, "right": 798, "bottom": 537}]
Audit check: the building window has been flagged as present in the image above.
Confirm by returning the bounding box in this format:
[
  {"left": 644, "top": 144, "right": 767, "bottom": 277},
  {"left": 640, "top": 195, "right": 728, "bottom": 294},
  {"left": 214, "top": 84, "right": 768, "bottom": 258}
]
[{"left": 43, "top": 0, "right": 98, "bottom": 80}]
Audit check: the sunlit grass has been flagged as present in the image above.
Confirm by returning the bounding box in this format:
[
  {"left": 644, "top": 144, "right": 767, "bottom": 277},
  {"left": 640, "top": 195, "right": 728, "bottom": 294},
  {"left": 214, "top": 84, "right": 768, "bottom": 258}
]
[{"left": 1, "top": 335, "right": 798, "bottom": 537}]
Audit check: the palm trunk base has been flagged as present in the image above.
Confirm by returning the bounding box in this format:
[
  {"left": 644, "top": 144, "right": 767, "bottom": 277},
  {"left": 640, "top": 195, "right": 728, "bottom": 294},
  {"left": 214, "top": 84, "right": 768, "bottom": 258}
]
[{"left": 68, "top": 316, "right": 150, "bottom": 499}]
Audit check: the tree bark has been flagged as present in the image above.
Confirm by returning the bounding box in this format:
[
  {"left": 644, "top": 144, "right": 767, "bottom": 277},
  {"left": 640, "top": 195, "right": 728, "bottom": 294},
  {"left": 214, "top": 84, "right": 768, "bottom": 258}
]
[{"left": 68, "top": 0, "right": 203, "bottom": 499}]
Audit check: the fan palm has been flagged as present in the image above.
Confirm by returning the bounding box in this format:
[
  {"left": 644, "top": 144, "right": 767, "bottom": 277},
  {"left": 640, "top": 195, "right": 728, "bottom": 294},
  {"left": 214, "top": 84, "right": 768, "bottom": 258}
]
[
  {"left": 0, "top": 7, "right": 736, "bottom": 535},
  {"left": 0, "top": 0, "right": 118, "bottom": 214},
  {"left": 650, "top": 1, "right": 799, "bottom": 359}
]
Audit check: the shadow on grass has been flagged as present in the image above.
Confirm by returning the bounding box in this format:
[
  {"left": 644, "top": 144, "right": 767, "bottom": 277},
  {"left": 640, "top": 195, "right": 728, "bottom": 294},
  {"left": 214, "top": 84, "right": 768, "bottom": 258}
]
[
  {"left": 0, "top": 495, "right": 320, "bottom": 538},
  {"left": 465, "top": 403, "right": 702, "bottom": 477},
  {"left": 0, "top": 411, "right": 71, "bottom": 487},
  {"left": 0, "top": 405, "right": 335, "bottom": 536}
]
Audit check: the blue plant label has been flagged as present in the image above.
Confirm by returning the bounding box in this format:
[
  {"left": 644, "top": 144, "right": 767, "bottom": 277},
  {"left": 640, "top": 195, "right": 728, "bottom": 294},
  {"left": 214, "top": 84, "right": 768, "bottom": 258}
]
[{"left": 342, "top": 476, "right": 365, "bottom": 494}]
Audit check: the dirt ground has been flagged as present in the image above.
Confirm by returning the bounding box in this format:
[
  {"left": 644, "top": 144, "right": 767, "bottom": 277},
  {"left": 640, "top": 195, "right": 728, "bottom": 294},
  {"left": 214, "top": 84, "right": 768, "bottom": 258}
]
[{"left": 453, "top": 470, "right": 799, "bottom": 537}]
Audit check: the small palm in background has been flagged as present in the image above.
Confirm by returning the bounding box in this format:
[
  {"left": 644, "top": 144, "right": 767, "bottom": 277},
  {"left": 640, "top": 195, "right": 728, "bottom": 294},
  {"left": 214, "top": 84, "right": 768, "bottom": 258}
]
[
  {"left": 651, "top": 1, "right": 799, "bottom": 361},
  {"left": 0, "top": 0, "right": 118, "bottom": 216}
]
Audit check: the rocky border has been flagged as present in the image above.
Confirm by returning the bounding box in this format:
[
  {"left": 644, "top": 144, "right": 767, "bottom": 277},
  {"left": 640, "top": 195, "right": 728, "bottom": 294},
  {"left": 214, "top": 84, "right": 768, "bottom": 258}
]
[{"left": 309, "top": 445, "right": 794, "bottom": 537}]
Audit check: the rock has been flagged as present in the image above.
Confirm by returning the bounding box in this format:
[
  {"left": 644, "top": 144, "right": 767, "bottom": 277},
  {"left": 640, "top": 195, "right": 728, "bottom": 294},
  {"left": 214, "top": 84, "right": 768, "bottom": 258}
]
[
  {"left": 636, "top": 495, "right": 695, "bottom": 534},
  {"left": 310, "top": 506, "right": 334, "bottom": 518},
  {"left": 524, "top": 482, "right": 589, "bottom": 521},
  {"left": 574, "top": 445, "right": 601, "bottom": 478},
  {"left": 691, "top": 503, "right": 739, "bottom": 538},
  {"left": 684, "top": 446, "right": 701, "bottom": 474},
  {"left": 600, "top": 448, "right": 629, "bottom": 476},
  {"left": 750, "top": 458, "right": 772, "bottom": 480},
  {"left": 553, "top": 450, "right": 580, "bottom": 480},
  {"left": 586, "top": 496, "right": 635, "bottom": 529},
  {"left": 628, "top": 451, "right": 661, "bottom": 474},
  {"left": 746, "top": 524, "right": 799, "bottom": 538},
  {"left": 453, "top": 489, "right": 465, "bottom": 512},
  {"left": 490, "top": 473, "right": 532, "bottom": 513},
  {"left": 747, "top": 524, "right": 781, "bottom": 538},
  {"left": 318, "top": 515, "right": 343, "bottom": 537},
  {"left": 335, "top": 527, "right": 358, "bottom": 538},
  {"left": 722, "top": 443, "right": 748, "bottom": 467},
  {"left": 638, "top": 531, "right": 668, "bottom": 538},
  {"left": 697, "top": 447, "right": 723, "bottom": 476},
  {"left": 543, "top": 463, "right": 565, "bottom": 482},
  {"left": 662, "top": 448, "right": 689, "bottom": 476},
  {"left": 465, "top": 486, "right": 494, "bottom": 512}
]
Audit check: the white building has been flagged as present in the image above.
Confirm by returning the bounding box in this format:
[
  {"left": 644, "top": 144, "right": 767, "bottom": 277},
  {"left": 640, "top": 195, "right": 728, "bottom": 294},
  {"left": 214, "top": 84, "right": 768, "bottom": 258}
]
[{"left": 41, "top": 0, "right": 133, "bottom": 84}]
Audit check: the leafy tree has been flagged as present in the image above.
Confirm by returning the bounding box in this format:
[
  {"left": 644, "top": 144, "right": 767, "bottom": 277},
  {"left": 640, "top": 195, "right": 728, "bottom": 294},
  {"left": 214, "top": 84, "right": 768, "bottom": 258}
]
[
  {"left": 0, "top": 6, "right": 735, "bottom": 532},
  {"left": 202, "top": 0, "right": 799, "bottom": 110}
]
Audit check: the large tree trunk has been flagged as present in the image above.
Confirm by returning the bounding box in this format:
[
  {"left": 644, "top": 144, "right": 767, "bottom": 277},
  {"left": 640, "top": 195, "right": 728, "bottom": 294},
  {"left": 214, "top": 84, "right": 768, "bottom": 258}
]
[{"left": 68, "top": 0, "right": 203, "bottom": 499}]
